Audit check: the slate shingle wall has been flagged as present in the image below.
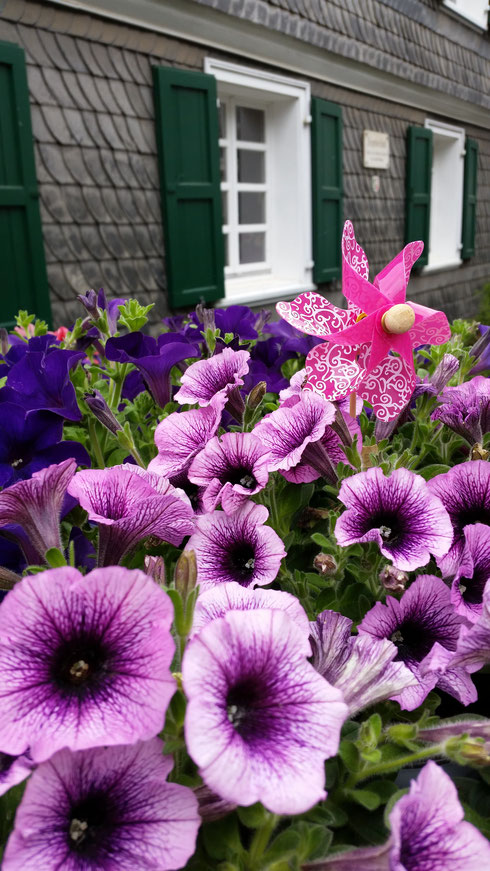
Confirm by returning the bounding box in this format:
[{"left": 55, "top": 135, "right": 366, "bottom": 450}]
[{"left": 0, "top": 0, "right": 488, "bottom": 325}]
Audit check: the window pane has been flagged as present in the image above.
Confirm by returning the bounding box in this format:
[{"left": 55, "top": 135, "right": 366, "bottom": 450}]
[
  {"left": 237, "top": 149, "right": 265, "bottom": 183},
  {"left": 220, "top": 147, "right": 227, "bottom": 182},
  {"left": 221, "top": 191, "right": 228, "bottom": 224},
  {"left": 218, "top": 103, "right": 226, "bottom": 139},
  {"left": 239, "top": 232, "right": 265, "bottom": 264},
  {"left": 223, "top": 233, "right": 229, "bottom": 267},
  {"left": 236, "top": 106, "right": 265, "bottom": 142},
  {"left": 238, "top": 192, "right": 265, "bottom": 224}
]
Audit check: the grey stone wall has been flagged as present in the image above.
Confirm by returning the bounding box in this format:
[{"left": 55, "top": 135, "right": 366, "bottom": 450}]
[{"left": 0, "top": 0, "right": 488, "bottom": 326}]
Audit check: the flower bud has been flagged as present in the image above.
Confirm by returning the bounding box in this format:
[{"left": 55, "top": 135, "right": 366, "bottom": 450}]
[
  {"left": 247, "top": 380, "right": 267, "bottom": 410},
  {"left": 144, "top": 555, "right": 166, "bottom": 588},
  {"left": 379, "top": 565, "right": 408, "bottom": 593},
  {"left": 84, "top": 391, "right": 122, "bottom": 436},
  {"left": 174, "top": 550, "right": 198, "bottom": 602},
  {"left": 77, "top": 289, "right": 100, "bottom": 320},
  {"left": 313, "top": 553, "right": 337, "bottom": 576},
  {"left": 0, "top": 328, "right": 9, "bottom": 357}
]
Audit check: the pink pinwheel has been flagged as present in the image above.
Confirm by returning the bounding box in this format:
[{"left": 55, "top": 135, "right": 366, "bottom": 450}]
[{"left": 277, "top": 221, "right": 451, "bottom": 420}]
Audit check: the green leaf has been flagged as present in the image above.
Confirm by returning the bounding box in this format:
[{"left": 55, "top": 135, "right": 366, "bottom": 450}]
[
  {"left": 202, "top": 814, "right": 242, "bottom": 860},
  {"left": 45, "top": 547, "right": 67, "bottom": 568},
  {"left": 345, "top": 788, "right": 381, "bottom": 811},
  {"left": 338, "top": 739, "right": 360, "bottom": 772},
  {"left": 417, "top": 464, "right": 451, "bottom": 480},
  {"left": 311, "top": 533, "right": 332, "bottom": 548},
  {"left": 237, "top": 802, "right": 270, "bottom": 829}
]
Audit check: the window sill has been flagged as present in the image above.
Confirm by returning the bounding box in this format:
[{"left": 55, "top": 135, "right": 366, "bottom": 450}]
[
  {"left": 422, "top": 259, "right": 463, "bottom": 275},
  {"left": 217, "top": 275, "right": 315, "bottom": 308}
]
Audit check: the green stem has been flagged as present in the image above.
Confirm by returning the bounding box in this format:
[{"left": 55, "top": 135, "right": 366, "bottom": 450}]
[
  {"left": 346, "top": 744, "right": 443, "bottom": 788},
  {"left": 87, "top": 418, "right": 105, "bottom": 469},
  {"left": 248, "top": 814, "right": 279, "bottom": 867}
]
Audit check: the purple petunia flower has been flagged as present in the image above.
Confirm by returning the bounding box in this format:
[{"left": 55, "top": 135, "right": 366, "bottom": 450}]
[
  {"left": 469, "top": 324, "right": 490, "bottom": 375},
  {"left": 428, "top": 460, "right": 490, "bottom": 576},
  {"left": 335, "top": 467, "right": 453, "bottom": 572},
  {"left": 359, "top": 576, "right": 475, "bottom": 710},
  {"left": 0, "top": 405, "right": 89, "bottom": 489},
  {"left": 432, "top": 376, "right": 490, "bottom": 445},
  {"left": 265, "top": 318, "right": 324, "bottom": 357},
  {"left": 449, "top": 523, "right": 490, "bottom": 623},
  {"left": 148, "top": 406, "right": 221, "bottom": 480},
  {"left": 450, "top": 578, "right": 490, "bottom": 673},
  {"left": 183, "top": 609, "right": 347, "bottom": 814},
  {"left": 105, "top": 332, "right": 199, "bottom": 408},
  {"left": 0, "top": 567, "right": 176, "bottom": 761},
  {"left": 3, "top": 739, "right": 200, "bottom": 871},
  {"left": 253, "top": 391, "right": 338, "bottom": 482},
  {"left": 0, "top": 459, "right": 76, "bottom": 563},
  {"left": 188, "top": 432, "right": 270, "bottom": 514},
  {"left": 309, "top": 610, "right": 416, "bottom": 716},
  {"left": 0, "top": 752, "right": 34, "bottom": 798},
  {"left": 174, "top": 347, "right": 250, "bottom": 412},
  {"left": 185, "top": 502, "right": 286, "bottom": 590},
  {"left": 303, "top": 761, "right": 490, "bottom": 870},
  {"left": 190, "top": 582, "right": 310, "bottom": 638},
  {"left": 389, "top": 761, "right": 490, "bottom": 871},
  {"left": 68, "top": 465, "right": 194, "bottom": 566},
  {"left": 244, "top": 337, "right": 289, "bottom": 393}
]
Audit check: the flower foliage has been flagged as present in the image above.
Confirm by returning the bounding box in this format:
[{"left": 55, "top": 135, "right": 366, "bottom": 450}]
[{"left": 0, "top": 256, "right": 489, "bottom": 869}]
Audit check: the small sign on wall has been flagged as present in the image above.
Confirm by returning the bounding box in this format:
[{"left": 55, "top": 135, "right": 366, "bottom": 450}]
[{"left": 363, "top": 130, "right": 390, "bottom": 169}]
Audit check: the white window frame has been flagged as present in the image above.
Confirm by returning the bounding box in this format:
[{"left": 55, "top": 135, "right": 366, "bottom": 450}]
[
  {"left": 423, "top": 118, "right": 466, "bottom": 273},
  {"left": 443, "top": 0, "right": 489, "bottom": 30},
  {"left": 204, "top": 57, "right": 314, "bottom": 307}
]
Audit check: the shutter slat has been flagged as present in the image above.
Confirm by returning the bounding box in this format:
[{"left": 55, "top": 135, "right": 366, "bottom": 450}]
[
  {"left": 0, "top": 41, "right": 51, "bottom": 328},
  {"left": 405, "top": 126, "right": 432, "bottom": 268},
  {"left": 153, "top": 67, "right": 224, "bottom": 308},
  {"left": 461, "top": 138, "right": 478, "bottom": 260},
  {"left": 311, "top": 98, "right": 343, "bottom": 283}
]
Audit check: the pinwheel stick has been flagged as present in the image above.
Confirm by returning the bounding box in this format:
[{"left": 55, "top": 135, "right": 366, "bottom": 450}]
[{"left": 349, "top": 392, "right": 357, "bottom": 419}]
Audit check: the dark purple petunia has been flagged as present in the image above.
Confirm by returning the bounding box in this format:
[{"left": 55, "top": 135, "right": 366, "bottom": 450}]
[
  {"left": 432, "top": 376, "right": 490, "bottom": 445},
  {"left": 469, "top": 324, "right": 490, "bottom": 375},
  {"left": 183, "top": 609, "right": 347, "bottom": 814},
  {"left": 0, "top": 459, "right": 76, "bottom": 563},
  {"left": 304, "top": 762, "right": 490, "bottom": 870},
  {"left": 359, "top": 576, "right": 475, "bottom": 710},
  {"left": 68, "top": 465, "right": 194, "bottom": 566},
  {"left": 310, "top": 610, "right": 416, "bottom": 716},
  {"left": 449, "top": 523, "right": 490, "bottom": 623},
  {"left": 0, "top": 404, "right": 90, "bottom": 489},
  {"left": 188, "top": 432, "right": 270, "bottom": 514},
  {"left": 244, "top": 337, "right": 289, "bottom": 393},
  {"left": 185, "top": 502, "right": 286, "bottom": 590},
  {"left": 1, "top": 336, "right": 84, "bottom": 421},
  {"left": 428, "top": 460, "right": 490, "bottom": 575},
  {"left": 3, "top": 739, "right": 200, "bottom": 871},
  {"left": 105, "top": 332, "right": 199, "bottom": 407},
  {"left": 265, "top": 318, "right": 324, "bottom": 357},
  {"left": 0, "top": 566, "right": 176, "bottom": 761},
  {"left": 335, "top": 467, "right": 453, "bottom": 572}
]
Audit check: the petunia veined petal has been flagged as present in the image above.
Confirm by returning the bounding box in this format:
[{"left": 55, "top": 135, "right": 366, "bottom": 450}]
[
  {"left": 3, "top": 739, "right": 201, "bottom": 871},
  {"left": 174, "top": 347, "right": 250, "bottom": 411},
  {"left": 0, "top": 458, "right": 76, "bottom": 563},
  {"left": 0, "top": 752, "right": 34, "bottom": 798},
  {"left": 389, "top": 761, "right": 490, "bottom": 871},
  {"left": 148, "top": 405, "right": 221, "bottom": 479},
  {"left": 183, "top": 609, "right": 348, "bottom": 815},
  {"left": 0, "top": 567, "right": 176, "bottom": 761},
  {"left": 335, "top": 467, "right": 453, "bottom": 571},
  {"left": 450, "top": 523, "right": 490, "bottom": 623},
  {"left": 190, "top": 582, "right": 310, "bottom": 639},
  {"left": 188, "top": 432, "right": 270, "bottom": 514},
  {"left": 310, "top": 610, "right": 417, "bottom": 716},
  {"left": 450, "top": 579, "right": 490, "bottom": 673}
]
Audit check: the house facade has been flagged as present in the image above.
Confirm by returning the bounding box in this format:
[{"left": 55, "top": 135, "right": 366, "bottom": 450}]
[{"left": 0, "top": 0, "right": 489, "bottom": 328}]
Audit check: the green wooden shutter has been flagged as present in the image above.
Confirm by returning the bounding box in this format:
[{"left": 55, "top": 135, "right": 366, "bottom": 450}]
[
  {"left": 153, "top": 67, "right": 224, "bottom": 308},
  {"left": 0, "top": 41, "right": 51, "bottom": 328},
  {"left": 311, "top": 98, "right": 343, "bottom": 283},
  {"left": 405, "top": 126, "right": 432, "bottom": 267},
  {"left": 461, "top": 138, "right": 478, "bottom": 260}
]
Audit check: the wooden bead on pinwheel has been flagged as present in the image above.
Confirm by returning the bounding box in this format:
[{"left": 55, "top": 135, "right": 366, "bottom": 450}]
[{"left": 381, "top": 304, "right": 415, "bottom": 335}]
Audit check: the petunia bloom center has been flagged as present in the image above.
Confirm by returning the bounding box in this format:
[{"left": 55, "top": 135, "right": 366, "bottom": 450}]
[
  {"left": 52, "top": 637, "right": 108, "bottom": 691},
  {"left": 67, "top": 792, "right": 115, "bottom": 858},
  {"left": 225, "top": 467, "right": 257, "bottom": 490},
  {"left": 226, "top": 678, "right": 265, "bottom": 740},
  {"left": 390, "top": 619, "right": 436, "bottom": 664},
  {"left": 226, "top": 541, "right": 257, "bottom": 584},
  {"left": 459, "top": 573, "right": 486, "bottom": 605},
  {"left": 364, "top": 511, "right": 402, "bottom": 544}
]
